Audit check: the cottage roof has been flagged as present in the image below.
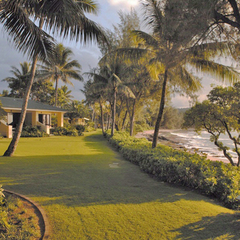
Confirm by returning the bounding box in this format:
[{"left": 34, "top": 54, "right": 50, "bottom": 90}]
[{"left": 0, "top": 97, "right": 66, "bottom": 112}]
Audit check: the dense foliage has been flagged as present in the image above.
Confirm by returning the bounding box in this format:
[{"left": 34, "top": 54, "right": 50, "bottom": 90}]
[
  {"left": 183, "top": 83, "right": 240, "bottom": 166},
  {"left": 51, "top": 125, "right": 85, "bottom": 136},
  {"left": 106, "top": 131, "right": 240, "bottom": 209},
  {"left": 0, "top": 190, "right": 40, "bottom": 239},
  {"left": 21, "top": 126, "right": 49, "bottom": 137}
]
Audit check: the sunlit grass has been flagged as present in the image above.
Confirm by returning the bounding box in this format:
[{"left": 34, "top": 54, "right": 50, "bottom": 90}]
[{"left": 0, "top": 131, "right": 239, "bottom": 239}]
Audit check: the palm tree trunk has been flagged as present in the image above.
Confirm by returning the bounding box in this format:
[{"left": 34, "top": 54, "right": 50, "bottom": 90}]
[
  {"left": 54, "top": 77, "right": 59, "bottom": 107},
  {"left": 111, "top": 88, "right": 117, "bottom": 137},
  {"left": 121, "top": 110, "right": 128, "bottom": 130},
  {"left": 99, "top": 102, "right": 105, "bottom": 134},
  {"left": 130, "top": 99, "right": 136, "bottom": 136},
  {"left": 3, "top": 54, "right": 38, "bottom": 156},
  {"left": 107, "top": 113, "right": 110, "bottom": 131},
  {"left": 3, "top": 17, "right": 44, "bottom": 157},
  {"left": 152, "top": 70, "right": 168, "bottom": 148}
]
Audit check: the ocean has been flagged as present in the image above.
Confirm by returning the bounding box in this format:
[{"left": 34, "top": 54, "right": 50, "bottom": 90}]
[{"left": 160, "top": 129, "right": 238, "bottom": 164}]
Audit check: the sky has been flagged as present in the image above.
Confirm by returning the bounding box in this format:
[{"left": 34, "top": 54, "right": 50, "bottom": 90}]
[{"left": 0, "top": 0, "right": 226, "bottom": 108}]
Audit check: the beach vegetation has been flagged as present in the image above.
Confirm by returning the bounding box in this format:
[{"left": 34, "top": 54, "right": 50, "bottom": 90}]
[
  {"left": 85, "top": 59, "right": 135, "bottom": 137},
  {"left": 2, "top": 62, "right": 32, "bottom": 98},
  {"left": 1, "top": 0, "right": 106, "bottom": 157},
  {"left": 183, "top": 83, "right": 240, "bottom": 166},
  {"left": 0, "top": 132, "right": 239, "bottom": 239},
  {"left": 106, "top": 131, "right": 240, "bottom": 209},
  {"left": 84, "top": 0, "right": 240, "bottom": 149},
  {"left": 37, "top": 43, "right": 83, "bottom": 107}
]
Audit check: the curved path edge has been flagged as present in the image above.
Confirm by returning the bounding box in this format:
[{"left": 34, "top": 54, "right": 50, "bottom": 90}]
[{"left": 3, "top": 189, "right": 50, "bottom": 240}]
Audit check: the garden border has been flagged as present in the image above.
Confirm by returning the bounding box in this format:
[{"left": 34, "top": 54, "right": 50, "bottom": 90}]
[{"left": 3, "top": 189, "right": 50, "bottom": 240}]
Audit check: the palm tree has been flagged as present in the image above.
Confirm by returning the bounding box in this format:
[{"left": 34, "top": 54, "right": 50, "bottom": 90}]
[
  {"left": 57, "top": 85, "right": 73, "bottom": 108},
  {"left": 38, "top": 43, "right": 83, "bottom": 106},
  {"left": 116, "top": 0, "right": 240, "bottom": 148},
  {"left": 86, "top": 60, "right": 135, "bottom": 136},
  {"left": 2, "top": 62, "right": 31, "bottom": 98},
  {"left": 1, "top": 0, "right": 106, "bottom": 156}
]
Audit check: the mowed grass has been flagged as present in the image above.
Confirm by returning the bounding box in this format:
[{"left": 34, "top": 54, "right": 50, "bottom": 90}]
[{"left": 0, "top": 131, "right": 239, "bottom": 240}]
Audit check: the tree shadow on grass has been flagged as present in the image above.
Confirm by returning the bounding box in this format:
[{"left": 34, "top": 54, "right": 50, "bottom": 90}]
[
  {"left": 172, "top": 212, "right": 240, "bottom": 239},
  {"left": 0, "top": 133, "right": 235, "bottom": 210}
]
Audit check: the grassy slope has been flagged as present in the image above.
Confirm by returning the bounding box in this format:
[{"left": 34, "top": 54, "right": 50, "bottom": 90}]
[{"left": 0, "top": 131, "right": 239, "bottom": 240}]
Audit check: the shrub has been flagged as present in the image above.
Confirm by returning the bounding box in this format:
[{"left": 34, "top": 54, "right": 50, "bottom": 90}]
[
  {"left": 21, "top": 126, "right": 49, "bottom": 137},
  {"left": 75, "top": 125, "right": 85, "bottom": 136},
  {"left": 106, "top": 131, "right": 240, "bottom": 209},
  {"left": 52, "top": 125, "right": 85, "bottom": 136},
  {"left": 0, "top": 194, "right": 41, "bottom": 238},
  {"left": 0, "top": 185, "right": 4, "bottom": 206},
  {"left": 52, "top": 127, "right": 78, "bottom": 136}
]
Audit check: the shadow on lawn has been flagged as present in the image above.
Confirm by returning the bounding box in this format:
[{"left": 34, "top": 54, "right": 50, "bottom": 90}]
[
  {"left": 0, "top": 134, "right": 233, "bottom": 209},
  {"left": 172, "top": 212, "right": 240, "bottom": 239}
]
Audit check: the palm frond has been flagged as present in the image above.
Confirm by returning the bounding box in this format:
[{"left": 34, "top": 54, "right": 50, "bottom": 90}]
[
  {"left": 169, "top": 66, "right": 202, "bottom": 92},
  {"left": 190, "top": 41, "right": 230, "bottom": 59},
  {"left": 41, "top": 0, "right": 106, "bottom": 44},
  {"left": 132, "top": 30, "right": 159, "bottom": 48},
  {"left": 76, "top": 0, "right": 99, "bottom": 14},
  {"left": 118, "top": 84, "right": 135, "bottom": 99},
  {"left": 190, "top": 58, "right": 240, "bottom": 84},
  {"left": 63, "top": 60, "right": 82, "bottom": 70},
  {"left": 141, "top": 0, "right": 164, "bottom": 36},
  {"left": 0, "top": 0, "right": 55, "bottom": 60}
]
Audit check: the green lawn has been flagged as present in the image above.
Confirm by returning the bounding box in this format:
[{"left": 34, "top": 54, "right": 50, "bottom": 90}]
[{"left": 0, "top": 131, "right": 239, "bottom": 240}]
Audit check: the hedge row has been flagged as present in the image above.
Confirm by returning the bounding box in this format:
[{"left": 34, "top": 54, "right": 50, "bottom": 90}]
[
  {"left": 106, "top": 131, "right": 240, "bottom": 209},
  {"left": 51, "top": 125, "right": 85, "bottom": 136}
]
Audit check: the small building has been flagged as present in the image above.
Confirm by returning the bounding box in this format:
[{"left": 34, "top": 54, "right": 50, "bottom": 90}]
[
  {"left": 71, "top": 117, "right": 89, "bottom": 126},
  {"left": 0, "top": 97, "right": 66, "bottom": 138}
]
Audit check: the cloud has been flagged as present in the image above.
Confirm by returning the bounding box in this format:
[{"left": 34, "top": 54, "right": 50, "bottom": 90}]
[{"left": 108, "top": 0, "right": 139, "bottom": 8}]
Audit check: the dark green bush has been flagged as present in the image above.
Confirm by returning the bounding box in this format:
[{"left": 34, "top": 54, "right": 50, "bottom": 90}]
[
  {"left": 52, "top": 127, "right": 78, "bottom": 136},
  {"left": 21, "top": 126, "right": 49, "bottom": 137},
  {"left": 75, "top": 125, "right": 85, "bottom": 136},
  {"left": 106, "top": 131, "right": 240, "bottom": 209}
]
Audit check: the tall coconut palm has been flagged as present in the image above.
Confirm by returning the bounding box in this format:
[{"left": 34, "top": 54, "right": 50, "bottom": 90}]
[
  {"left": 116, "top": 0, "right": 240, "bottom": 148},
  {"left": 86, "top": 60, "right": 135, "bottom": 136},
  {"left": 2, "top": 62, "right": 31, "bottom": 98},
  {"left": 57, "top": 85, "right": 73, "bottom": 108},
  {"left": 1, "top": 0, "right": 106, "bottom": 156},
  {"left": 38, "top": 43, "right": 83, "bottom": 106}
]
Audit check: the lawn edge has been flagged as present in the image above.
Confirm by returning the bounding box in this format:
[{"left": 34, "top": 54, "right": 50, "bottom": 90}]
[{"left": 3, "top": 189, "right": 51, "bottom": 240}]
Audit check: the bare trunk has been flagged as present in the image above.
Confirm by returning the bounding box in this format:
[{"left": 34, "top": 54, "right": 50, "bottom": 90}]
[
  {"left": 111, "top": 89, "right": 117, "bottom": 137},
  {"left": 107, "top": 114, "right": 110, "bottom": 131},
  {"left": 3, "top": 54, "right": 38, "bottom": 156},
  {"left": 152, "top": 70, "right": 168, "bottom": 148},
  {"left": 121, "top": 110, "right": 128, "bottom": 131},
  {"left": 100, "top": 102, "right": 105, "bottom": 134},
  {"left": 54, "top": 77, "right": 59, "bottom": 107},
  {"left": 130, "top": 99, "right": 136, "bottom": 136}
]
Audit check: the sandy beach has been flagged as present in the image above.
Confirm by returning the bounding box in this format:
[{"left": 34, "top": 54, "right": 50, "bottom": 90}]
[{"left": 135, "top": 129, "right": 230, "bottom": 164}]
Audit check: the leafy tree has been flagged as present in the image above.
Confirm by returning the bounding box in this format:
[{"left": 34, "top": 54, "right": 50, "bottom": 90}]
[
  {"left": 38, "top": 43, "right": 83, "bottom": 106},
  {"left": 56, "top": 85, "right": 73, "bottom": 108},
  {"left": 65, "top": 100, "right": 91, "bottom": 123},
  {"left": 183, "top": 83, "right": 240, "bottom": 166},
  {"left": 31, "top": 80, "right": 55, "bottom": 104},
  {"left": 1, "top": 0, "right": 106, "bottom": 156},
  {"left": 213, "top": 0, "right": 240, "bottom": 31},
  {"left": 116, "top": 0, "right": 240, "bottom": 148},
  {"left": 86, "top": 60, "right": 135, "bottom": 136},
  {"left": 2, "top": 62, "right": 31, "bottom": 98},
  {"left": 83, "top": 76, "right": 108, "bottom": 134}
]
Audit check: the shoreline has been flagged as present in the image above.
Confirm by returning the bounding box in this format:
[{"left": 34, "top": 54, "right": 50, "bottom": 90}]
[{"left": 135, "top": 129, "right": 230, "bottom": 164}]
